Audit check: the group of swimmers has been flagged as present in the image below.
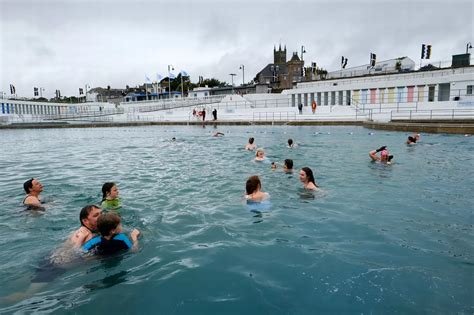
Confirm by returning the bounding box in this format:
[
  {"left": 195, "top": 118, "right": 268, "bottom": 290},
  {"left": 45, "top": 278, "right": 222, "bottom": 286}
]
[
  {"left": 368, "top": 133, "right": 421, "bottom": 165},
  {"left": 22, "top": 179, "right": 139, "bottom": 256},
  {"left": 243, "top": 136, "right": 319, "bottom": 204}
]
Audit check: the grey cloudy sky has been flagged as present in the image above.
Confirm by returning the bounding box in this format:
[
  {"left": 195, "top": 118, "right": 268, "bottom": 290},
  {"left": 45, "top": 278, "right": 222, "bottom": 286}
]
[{"left": 1, "top": 0, "right": 472, "bottom": 98}]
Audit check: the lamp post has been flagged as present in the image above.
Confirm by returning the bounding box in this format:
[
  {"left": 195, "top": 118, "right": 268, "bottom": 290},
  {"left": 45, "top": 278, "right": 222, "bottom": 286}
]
[
  {"left": 239, "top": 65, "right": 245, "bottom": 86},
  {"left": 301, "top": 45, "right": 306, "bottom": 61},
  {"left": 229, "top": 73, "right": 236, "bottom": 94},
  {"left": 466, "top": 42, "right": 473, "bottom": 54},
  {"left": 168, "top": 64, "right": 174, "bottom": 99}
]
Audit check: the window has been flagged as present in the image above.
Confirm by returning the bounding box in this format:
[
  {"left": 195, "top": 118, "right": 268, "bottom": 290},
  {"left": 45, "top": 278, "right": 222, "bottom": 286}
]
[{"left": 467, "top": 85, "right": 473, "bottom": 95}]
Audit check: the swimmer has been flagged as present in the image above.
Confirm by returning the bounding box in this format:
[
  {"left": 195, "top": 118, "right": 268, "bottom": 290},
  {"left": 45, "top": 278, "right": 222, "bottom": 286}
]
[
  {"left": 171, "top": 137, "right": 176, "bottom": 141},
  {"left": 101, "top": 182, "right": 121, "bottom": 212},
  {"left": 369, "top": 146, "right": 394, "bottom": 164},
  {"left": 283, "top": 159, "right": 294, "bottom": 173},
  {"left": 213, "top": 131, "right": 224, "bottom": 137},
  {"left": 245, "top": 175, "right": 270, "bottom": 202},
  {"left": 22, "top": 178, "right": 43, "bottom": 208},
  {"left": 245, "top": 137, "right": 256, "bottom": 150},
  {"left": 287, "top": 138, "right": 298, "bottom": 148},
  {"left": 82, "top": 212, "right": 140, "bottom": 255},
  {"left": 406, "top": 133, "right": 421, "bottom": 145},
  {"left": 69, "top": 205, "right": 102, "bottom": 247},
  {"left": 299, "top": 167, "right": 319, "bottom": 190},
  {"left": 255, "top": 148, "right": 266, "bottom": 161},
  {"left": 271, "top": 162, "right": 277, "bottom": 170}
]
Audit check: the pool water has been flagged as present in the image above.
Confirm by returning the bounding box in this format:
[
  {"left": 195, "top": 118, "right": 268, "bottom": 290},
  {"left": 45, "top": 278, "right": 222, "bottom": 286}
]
[{"left": 0, "top": 125, "right": 472, "bottom": 314}]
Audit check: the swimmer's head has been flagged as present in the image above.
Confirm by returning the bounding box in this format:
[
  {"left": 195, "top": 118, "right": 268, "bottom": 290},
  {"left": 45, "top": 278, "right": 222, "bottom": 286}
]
[
  {"left": 284, "top": 159, "right": 294, "bottom": 170},
  {"left": 97, "top": 212, "right": 122, "bottom": 237},
  {"left": 23, "top": 178, "right": 43, "bottom": 194},
  {"left": 271, "top": 162, "right": 277, "bottom": 169},
  {"left": 388, "top": 155, "right": 394, "bottom": 162},
  {"left": 246, "top": 175, "right": 262, "bottom": 195},
  {"left": 300, "top": 167, "right": 316, "bottom": 185},
  {"left": 288, "top": 139, "right": 293, "bottom": 146},
  {"left": 171, "top": 137, "right": 176, "bottom": 141},
  {"left": 380, "top": 149, "right": 389, "bottom": 157},
  {"left": 256, "top": 148, "right": 265, "bottom": 158},
  {"left": 102, "top": 182, "right": 118, "bottom": 201},
  {"left": 249, "top": 137, "right": 254, "bottom": 144},
  {"left": 408, "top": 136, "right": 415, "bottom": 143},
  {"left": 80, "top": 205, "right": 102, "bottom": 230}
]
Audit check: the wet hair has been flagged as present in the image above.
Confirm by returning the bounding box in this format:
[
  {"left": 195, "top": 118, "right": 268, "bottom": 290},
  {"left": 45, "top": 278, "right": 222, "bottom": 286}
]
[
  {"left": 246, "top": 175, "right": 261, "bottom": 195},
  {"left": 288, "top": 139, "right": 293, "bottom": 146},
  {"left": 23, "top": 178, "right": 34, "bottom": 194},
  {"left": 97, "top": 212, "right": 121, "bottom": 237},
  {"left": 255, "top": 149, "right": 264, "bottom": 157},
  {"left": 248, "top": 137, "right": 254, "bottom": 144},
  {"left": 80, "top": 205, "right": 100, "bottom": 226},
  {"left": 408, "top": 136, "right": 416, "bottom": 143},
  {"left": 284, "top": 159, "right": 294, "bottom": 169},
  {"left": 301, "top": 167, "right": 317, "bottom": 186},
  {"left": 102, "top": 182, "right": 116, "bottom": 201},
  {"left": 388, "top": 155, "right": 394, "bottom": 162}
]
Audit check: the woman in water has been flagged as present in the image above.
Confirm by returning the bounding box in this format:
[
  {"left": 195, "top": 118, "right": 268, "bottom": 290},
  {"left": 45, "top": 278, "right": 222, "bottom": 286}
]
[
  {"left": 299, "top": 167, "right": 319, "bottom": 190},
  {"left": 255, "top": 148, "right": 266, "bottom": 161},
  {"left": 369, "top": 146, "right": 394, "bottom": 164},
  {"left": 245, "top": 175, "right": 270, "bottom": 202},
  {"left": 101, "top": 182, "right": 122, "bottom": 212}
]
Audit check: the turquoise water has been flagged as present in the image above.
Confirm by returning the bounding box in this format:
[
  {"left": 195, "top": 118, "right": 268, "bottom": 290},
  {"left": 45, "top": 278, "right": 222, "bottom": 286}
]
[{"left": 0, "top": 125, "right": 472, "bottom": 314}]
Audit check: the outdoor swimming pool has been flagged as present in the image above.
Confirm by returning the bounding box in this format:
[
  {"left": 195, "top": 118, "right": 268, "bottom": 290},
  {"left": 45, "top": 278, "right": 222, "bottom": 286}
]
[{"left": 0, "top": 125, "right": 472, "bottom": 314}]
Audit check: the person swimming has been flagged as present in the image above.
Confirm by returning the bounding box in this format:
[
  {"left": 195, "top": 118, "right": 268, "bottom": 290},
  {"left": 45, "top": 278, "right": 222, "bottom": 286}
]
[
  {"left": 245, "top": 175, "right": 270, "bottom": 202},
  {"left": 287, "top": 138, "right": 297, "bottom": 148},
  {"left": 101, "top": 182, "right": 122, "bottom": 212},
  {"left": 369, "top": 146, "right": 394, "bottom": 164},
  {"left": 245, "top": 137, "right": 256, "bottom": 150},
  {"left": 299, "top": 167, "right": 319, "bottom": 190},
  {"left": 213, "top": 131, "right": 224, "bottom": 137},
  {"left": 255, "top": 148, "right": 266, "bottom": 161},
  {"left": 283, "top": 159, "right": 294, "bottom": 173},
  {"left": 22, "top": 178, "right": 44, "bottom": 209},
  {"left": 82, "top": 212, "right": 140, "bottom": 255},
  {"left": 406, "top": 133, "right": 421, "bottom": 145}
]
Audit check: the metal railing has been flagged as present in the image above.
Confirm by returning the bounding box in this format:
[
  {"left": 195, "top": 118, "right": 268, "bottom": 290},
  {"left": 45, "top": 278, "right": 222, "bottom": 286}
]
[
  {"left": 252, "top": 111, "right": 297, "bottom": 121},
  {"left": 390, "top": 109, "right": 474, "bottom": 121}
]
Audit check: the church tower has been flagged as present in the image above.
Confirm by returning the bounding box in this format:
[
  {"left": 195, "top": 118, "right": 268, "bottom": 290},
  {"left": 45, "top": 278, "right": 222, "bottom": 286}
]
[{"left": 273, "top": 44, "right": 287, "bottom": 64}]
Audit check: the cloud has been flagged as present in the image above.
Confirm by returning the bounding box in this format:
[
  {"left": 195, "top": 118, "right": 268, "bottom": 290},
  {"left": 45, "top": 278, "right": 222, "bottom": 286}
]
[{"left": 1, "top": 0, "right": 472, "bottom": 98}]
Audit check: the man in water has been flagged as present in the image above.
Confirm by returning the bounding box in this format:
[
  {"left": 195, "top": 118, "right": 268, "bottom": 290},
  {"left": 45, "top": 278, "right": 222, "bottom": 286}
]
[
  {"left": 406, "top": 133, "right": 421, "bottom": 145},
  {"left": 69, "top": 205, "right": 102, "bottom": 247},
  {"left": 23, "top": 178, "right": 43, "bottom": 208}
]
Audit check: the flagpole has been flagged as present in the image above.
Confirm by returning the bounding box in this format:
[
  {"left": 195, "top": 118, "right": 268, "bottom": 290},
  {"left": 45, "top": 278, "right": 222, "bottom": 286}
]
[{"left": 181, "top": 74, "right": 184, "bottom": 98}]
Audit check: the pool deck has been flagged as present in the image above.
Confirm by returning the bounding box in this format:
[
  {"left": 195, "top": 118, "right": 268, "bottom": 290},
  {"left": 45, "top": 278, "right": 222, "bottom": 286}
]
[{"left": 1, "top": 119, "right": 473, "bottom": 134}]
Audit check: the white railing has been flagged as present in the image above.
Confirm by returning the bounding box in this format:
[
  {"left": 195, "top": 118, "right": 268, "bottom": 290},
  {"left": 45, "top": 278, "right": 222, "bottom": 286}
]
[{"left": 390, "top": 109, "right": 474, "bottom": 121}]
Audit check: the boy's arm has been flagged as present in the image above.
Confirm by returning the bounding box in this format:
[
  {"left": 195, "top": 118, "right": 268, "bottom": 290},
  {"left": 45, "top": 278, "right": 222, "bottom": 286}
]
[{"left": 129, "top": 229, "right": 140, "bottom": 252}]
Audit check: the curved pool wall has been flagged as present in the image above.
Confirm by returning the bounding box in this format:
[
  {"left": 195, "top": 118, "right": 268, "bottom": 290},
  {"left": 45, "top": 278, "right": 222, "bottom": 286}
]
[{"left": 0, "top": 125, "right": 472, "bottom": 314}]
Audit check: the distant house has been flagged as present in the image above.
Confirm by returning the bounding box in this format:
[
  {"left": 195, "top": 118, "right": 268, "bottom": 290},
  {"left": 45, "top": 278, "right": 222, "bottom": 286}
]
[
  {"left": 87, "top": 87, "right": 125, "bottom": 105},
  {"left": 255, "top": 45, "right": 305, "bottom": 92}
]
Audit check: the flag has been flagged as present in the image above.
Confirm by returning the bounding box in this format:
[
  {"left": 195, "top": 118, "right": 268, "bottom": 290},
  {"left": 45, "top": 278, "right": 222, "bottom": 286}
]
[
  {"left": 34, "top": 87, "right": 39, "bottom": 96},
  {"left": 341, "top": 56, "right": 348, "bottom": 69},
  {"left": 370, "top": 53, "right": 376, "bottom": 67},
  {"left": 421, "top": 44, "right": 432, "bottom": 59},
  {"left": 180, "top": 70, "right": 189, "bottom": 77},
  {"left": 145, "top": 75, "right": 151, "bottom": 83},
  {"left": 79, "top": 88, "right": 84, "bottom": 95},
  {"left": 10, "top": 84, "right": 15, "bottom": 94},
  {"left": 169, "top": 72, "right": 176, "bottom": 79},
  {"left": 156, "top": 73, "right": 163, "bottom": 82}
]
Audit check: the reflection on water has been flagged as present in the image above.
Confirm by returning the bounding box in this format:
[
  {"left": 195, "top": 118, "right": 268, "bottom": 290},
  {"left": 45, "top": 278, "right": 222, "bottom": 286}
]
[{"left": 0, "top": 126, "right": 473, "bottom": 314}]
